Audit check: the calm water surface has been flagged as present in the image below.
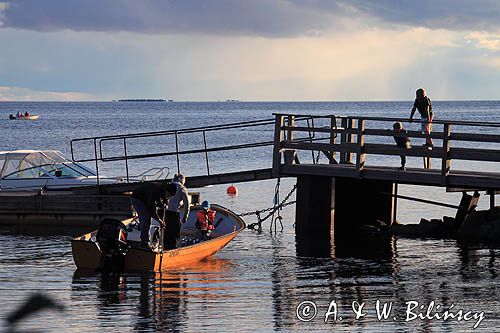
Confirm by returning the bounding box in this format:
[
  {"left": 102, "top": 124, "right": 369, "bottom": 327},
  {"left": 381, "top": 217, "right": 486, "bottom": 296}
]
[{"left": 1, "top": 101, "right": 500, "bottom": 332}]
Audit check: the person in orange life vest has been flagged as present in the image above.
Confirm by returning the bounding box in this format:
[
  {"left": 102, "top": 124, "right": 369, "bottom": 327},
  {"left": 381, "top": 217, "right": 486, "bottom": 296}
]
[{"left": 197, "top": 200, "right": 216, "bottom": 240}]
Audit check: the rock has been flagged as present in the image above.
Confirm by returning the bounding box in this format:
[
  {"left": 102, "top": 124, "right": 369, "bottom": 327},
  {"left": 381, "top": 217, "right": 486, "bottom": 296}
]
[
  {"left": 389, "top": 222, "right": 419, "bottom": 237},
  {"left": 417, "top": 218, "right": 446, "bottom": 237},
  {"left": 478, "top": 223, "right": 494, "bottom": 241},
  {"left": 458, "top": 210, "right": 489, "bottom": 240},
  {"left": 443, "top": 216, "right": 455, "bottom": 228},
  {"left": 372, "top": 220, "right": 389, "bottom": 230},
  {"left": 357, "top": 224, "right": 382, "bottom": 236},
  {"left": 442, "top": 216, "right": 458, "bottom": 237},
  {"left": 483, "top": 218, "right": 500, "bottom": 241}
]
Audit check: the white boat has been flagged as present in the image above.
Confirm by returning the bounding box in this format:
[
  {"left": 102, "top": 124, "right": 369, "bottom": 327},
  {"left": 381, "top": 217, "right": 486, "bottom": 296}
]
[
  {"left": 9, "top": 115, "right": 40, "bottom": 120},
  {"left": 0, "top": 150, "right": 116, "bottom": 192}
]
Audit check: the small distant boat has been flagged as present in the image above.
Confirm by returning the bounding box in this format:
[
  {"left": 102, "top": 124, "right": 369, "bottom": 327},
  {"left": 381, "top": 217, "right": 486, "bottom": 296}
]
[
  {"left": 9, "top": 114, "right": 39, "bottom": 120},
  {"left": 71, "top": 204, "right": 245, "bottom": 272}
]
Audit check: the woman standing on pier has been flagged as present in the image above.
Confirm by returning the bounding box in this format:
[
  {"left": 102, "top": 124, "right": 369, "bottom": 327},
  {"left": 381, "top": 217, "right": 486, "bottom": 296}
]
[{"left": 409, "top": 88, "right": 434, "bottom": 148}]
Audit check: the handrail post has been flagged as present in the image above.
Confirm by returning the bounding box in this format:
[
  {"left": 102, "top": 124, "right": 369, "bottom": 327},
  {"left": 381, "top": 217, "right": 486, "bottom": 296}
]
[
  {"left": 355, "top": 118, "right": 366, "bottom": 177},
  {"left": 175, "top": 131, "right": 180, "bottom": 174},
  {"left": 203, "top": 130, "right": 210, "bottom": 175},
  {"left": 306, "top": 118, "right": 316, "bottom": 163},
  {"left": 123, "top": 138, "right": 130, "bottom": 183},
  {"left": 340, "top": 117, "right": 353, "bottom": 164},
  {"left": 284, "top": 115, "right": 296, "bottom": 165},
  {"left": 329, "top": 116, "right": 336, "bottom": 164},
  {"left": 287, "top": 115, "right": 294, "bottom": 141},
  {"left": 93, "top": 139, "right": 100, "bottom": 186},
  {"left": 272, "top": 114, "right": 285, "bottom": 177},
  {"left": 441, "top": 123, "right": 451, "bottom": 185}
]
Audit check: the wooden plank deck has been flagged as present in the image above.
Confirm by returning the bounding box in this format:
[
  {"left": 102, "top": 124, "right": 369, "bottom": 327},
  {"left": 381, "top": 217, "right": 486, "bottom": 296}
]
[{"left": 280, "top": 163, "right": 500, "bottom": 190}]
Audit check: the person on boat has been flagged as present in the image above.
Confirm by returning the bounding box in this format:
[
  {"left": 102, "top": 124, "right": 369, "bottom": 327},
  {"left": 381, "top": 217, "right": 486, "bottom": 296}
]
[
  {"left": 409, "top": 88, "right": 433, "bottom": 148},
  {"left": 196, "top": 200, "right": 216, "bottom": 240},
  {"left": 393, "top": 122, "right": 411, "bottom": 171},
  {"left": 24, "top": 111, "right": 30, "bottom": 117},
  {"left": 131, "top": 182, "right": 172, "bottom": 248},
  {"left": 164, "top": 174, "right": 190, "bottom": 250},
  {"left": 9, "top": 114, "right": 15, "bottom": 120},
  {"left": 17, "top": 112, "right": 23, "bottom": 118}
]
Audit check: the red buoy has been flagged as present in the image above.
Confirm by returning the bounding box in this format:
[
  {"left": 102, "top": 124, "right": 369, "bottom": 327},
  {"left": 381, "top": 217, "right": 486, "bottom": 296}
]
[{"left": 226, "top": 185, "right": 238, "bottom": 196}]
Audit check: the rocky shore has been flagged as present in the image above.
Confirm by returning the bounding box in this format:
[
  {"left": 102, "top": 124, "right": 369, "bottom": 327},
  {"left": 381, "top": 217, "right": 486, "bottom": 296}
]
[{"left": 357, "top": 192, "right": 500, "bottom": 243}]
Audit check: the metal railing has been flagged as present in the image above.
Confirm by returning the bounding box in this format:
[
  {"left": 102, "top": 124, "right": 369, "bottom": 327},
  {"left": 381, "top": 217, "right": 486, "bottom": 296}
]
[{"left": 70, "top": 118, "right": 279, "bottom": 185}]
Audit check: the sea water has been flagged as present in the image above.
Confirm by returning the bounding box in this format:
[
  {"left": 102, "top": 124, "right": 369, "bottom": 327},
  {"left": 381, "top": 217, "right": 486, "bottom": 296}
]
[{"left": 0, "top": 101, "right": 499, "bottom": 332}]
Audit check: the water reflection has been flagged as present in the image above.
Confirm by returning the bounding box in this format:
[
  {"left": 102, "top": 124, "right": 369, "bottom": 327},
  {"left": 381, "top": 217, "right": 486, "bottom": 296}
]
[
  {"left": 295, "top": 231, "right": 335, "bottom": 258},
  {"left": 71, "top": 257, "right": 234, "bottom": 332},
  {"left": 295, "top": 228, "right": 397, "bottom": 261},
  {"left": 0, "top": 225, "right": 94, "bottom": 237}
]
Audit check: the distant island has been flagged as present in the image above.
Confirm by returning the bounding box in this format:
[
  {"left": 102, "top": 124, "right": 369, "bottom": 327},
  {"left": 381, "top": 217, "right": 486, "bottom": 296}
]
[{"left": 115, "top": 99, "right": 167, "bottom": 102}]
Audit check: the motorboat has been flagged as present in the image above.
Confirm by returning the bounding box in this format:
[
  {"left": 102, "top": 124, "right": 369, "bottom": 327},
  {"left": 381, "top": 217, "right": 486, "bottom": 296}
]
[
  {"left": 71, "top": 204, "right": 245, "bottom": 271},
  {"left": 9, "top": 114, "right": 40, "bottom": 120},
  {"left": 0, "top": 150, "right": 115, "bottom": 192}
]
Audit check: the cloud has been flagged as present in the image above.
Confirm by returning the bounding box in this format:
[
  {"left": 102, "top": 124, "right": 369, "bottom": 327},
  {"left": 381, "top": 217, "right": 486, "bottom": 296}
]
[
  {"left": 0, "top": 86, "right": 98, "bottom": 101},
  {"left": 0, "top": 0, "right": 334, "bottom": 37},
  {"left": 338, "top": 0, "right": 500, "bottom": 32},
  {"left": 1, "top": 26, "right": 497, "bottom": 101},
  {"left": 0, "top": 0, "right": 498, "bottom": 37},
  {"left": 467, "top": 32, "right": 500, "bottom": 51},
  {"left": 0, "top": 2, "right": 8, "bottom": 27}
]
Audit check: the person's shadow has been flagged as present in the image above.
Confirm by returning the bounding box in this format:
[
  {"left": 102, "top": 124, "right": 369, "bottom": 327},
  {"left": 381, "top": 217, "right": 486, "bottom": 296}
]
[{"left": 3, "top": 293, "right": 64, "bottom": 333}]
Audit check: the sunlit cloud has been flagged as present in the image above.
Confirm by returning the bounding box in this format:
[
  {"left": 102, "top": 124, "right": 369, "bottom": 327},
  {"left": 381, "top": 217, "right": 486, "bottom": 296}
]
[{"left": 466, "top": 32, "right": 500, "bottom": 51}]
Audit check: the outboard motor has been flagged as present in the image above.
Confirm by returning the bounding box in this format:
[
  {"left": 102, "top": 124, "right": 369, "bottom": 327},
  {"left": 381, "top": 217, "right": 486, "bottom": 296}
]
[{"left": 96, "top": 218, "right": 129, "bottom": 272}]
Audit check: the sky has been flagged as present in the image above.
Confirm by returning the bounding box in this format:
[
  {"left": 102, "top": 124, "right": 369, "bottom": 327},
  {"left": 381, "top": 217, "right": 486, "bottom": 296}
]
[{"left": 0, "top": 0, "right": 499, "bottom": 101}]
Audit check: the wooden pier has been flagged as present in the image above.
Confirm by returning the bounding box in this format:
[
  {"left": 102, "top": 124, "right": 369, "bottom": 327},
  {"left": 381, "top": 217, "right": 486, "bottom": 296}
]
[{"left": 2, "top": 114, "right": 499, "bottom": 242}]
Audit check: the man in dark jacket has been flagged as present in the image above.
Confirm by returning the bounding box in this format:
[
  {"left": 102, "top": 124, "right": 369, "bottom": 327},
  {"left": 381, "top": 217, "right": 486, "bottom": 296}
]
[{"left": 131, "top": 182, "right": 173, "bottom": 247}]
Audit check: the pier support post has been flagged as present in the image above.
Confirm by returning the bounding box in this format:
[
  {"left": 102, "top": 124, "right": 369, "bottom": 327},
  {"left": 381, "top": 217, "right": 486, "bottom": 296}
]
[
  {"left": 295, "top": 175, "right": 335, "bottom": 257},
  {"left": 295, "top": 175, "right": 335, "bottom": 234}
]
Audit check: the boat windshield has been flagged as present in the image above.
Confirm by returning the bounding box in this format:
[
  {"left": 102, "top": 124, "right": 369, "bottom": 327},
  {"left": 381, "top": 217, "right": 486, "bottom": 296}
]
[
  {"left": 66, "top": 163, "right": 96, "bottom": 176},
  {"left": 3, "top": 163, "right": 94, "bottom": 179},
  {"left": 41, "top": 163, "right": 93, "bottom": 178},
  {"left": 0, "top": 151, "right": 96, "bottom": 179},
  {"left": 3, "top": 166, "right": 51, "bottom": 179},
  {"left": 0, "top": 150, "right": 67, "bottom": 178}
]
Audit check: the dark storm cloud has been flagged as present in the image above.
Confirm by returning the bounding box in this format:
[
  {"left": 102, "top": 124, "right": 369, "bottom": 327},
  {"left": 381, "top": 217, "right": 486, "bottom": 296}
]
[
  {"left": 344, "top": 0, "right": 500, "bottom": 31},
  {"left": 0, "top": 0, "right": 331, "bottom": 36},
  {"left": 1, "top": 0, "right": 498, "bottom": 35}
]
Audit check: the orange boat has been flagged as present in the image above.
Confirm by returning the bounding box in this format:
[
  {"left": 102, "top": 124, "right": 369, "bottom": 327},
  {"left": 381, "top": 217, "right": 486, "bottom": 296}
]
[{"left": 71, "top": 204, "right": 245, "bottom": 271}]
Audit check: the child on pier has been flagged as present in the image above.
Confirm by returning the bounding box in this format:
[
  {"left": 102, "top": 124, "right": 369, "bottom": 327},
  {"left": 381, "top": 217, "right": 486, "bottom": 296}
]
[
  {"left": 410, "top": 88, "right": 433, "bottom": 148},
  {"left": 393, "top": 122, "right": 411, "bottom": 171}
]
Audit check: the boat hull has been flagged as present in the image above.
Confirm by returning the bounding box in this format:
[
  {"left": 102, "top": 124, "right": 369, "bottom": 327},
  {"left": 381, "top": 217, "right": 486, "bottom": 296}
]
[
  {"left": 71, "top": 205, "right": 245, "bottom": 271},
  {"left": 19, "top": 115, "right": 39, "bottom": 120}
]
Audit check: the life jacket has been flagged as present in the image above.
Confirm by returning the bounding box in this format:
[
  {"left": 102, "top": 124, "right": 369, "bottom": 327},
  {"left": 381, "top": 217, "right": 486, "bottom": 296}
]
[{"left": 197, "top": 210, "right": 216, "bottom": 230}]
